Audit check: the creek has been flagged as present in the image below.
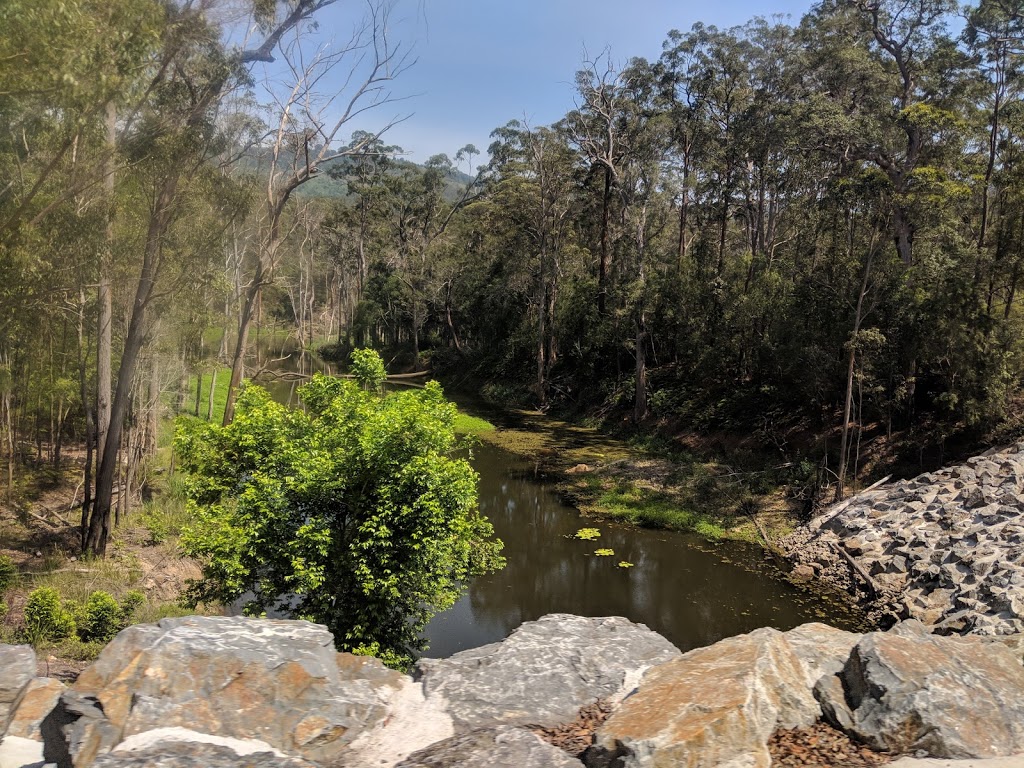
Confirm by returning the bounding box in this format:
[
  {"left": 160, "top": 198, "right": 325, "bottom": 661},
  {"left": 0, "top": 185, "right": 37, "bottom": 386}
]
[
  {"left": 421, "top": 439, "right": 862, "bottom": 657},
  {"left": 258, "top": 363, "right": 863, "bottom": 657}
]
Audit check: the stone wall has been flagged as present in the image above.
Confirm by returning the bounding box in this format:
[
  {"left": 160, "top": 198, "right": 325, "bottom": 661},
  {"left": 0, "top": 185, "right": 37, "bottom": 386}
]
[
  {"left": 2, "top": 614, "right": 1024, "bottom": 767},
  {"left": 784, "top": 443, "right": 1024, "bottom": 635}
]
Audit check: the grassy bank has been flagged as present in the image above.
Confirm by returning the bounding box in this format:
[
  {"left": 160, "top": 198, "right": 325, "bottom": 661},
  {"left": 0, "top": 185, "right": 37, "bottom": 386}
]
[{"left": 463, "top": 407, "right": 799, "bottom": 546}]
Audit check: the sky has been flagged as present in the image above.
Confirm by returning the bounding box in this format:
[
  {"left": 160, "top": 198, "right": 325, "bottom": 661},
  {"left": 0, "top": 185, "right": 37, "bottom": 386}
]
[{"left": 286, "top": 0, "right": 815, "bottom": 165}]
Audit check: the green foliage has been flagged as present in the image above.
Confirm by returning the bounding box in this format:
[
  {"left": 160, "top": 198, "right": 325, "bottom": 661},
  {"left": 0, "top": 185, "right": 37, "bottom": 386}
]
[
  {"left": 120, "top": 589, "right": 146, "bottom": 620},
  {"left": 349, "top": 348, "right": 388, "bottom": 391},
  {"left": 176, "top": 375, "right": 504, "bottom": 664},
  {"left": 24, "top": 587, "right": 76, "bottom": 641},
  {"left": 452, "top": 412, "right": 496, "bottom": 435},
  {"left": 0, "top": 555, "right": 16, "bottom": 594},
  {"left": 78, "top": 591, "right": 122, "bottom": 642}
]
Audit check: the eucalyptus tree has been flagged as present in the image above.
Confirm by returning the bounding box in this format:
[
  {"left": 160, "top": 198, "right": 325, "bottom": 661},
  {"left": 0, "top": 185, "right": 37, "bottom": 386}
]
[
  {"left": 222, "top": 6, "right": 411, "bottom": 425},
  {"left": 487, "top": 120, "right": 579, "bottom": 402}
]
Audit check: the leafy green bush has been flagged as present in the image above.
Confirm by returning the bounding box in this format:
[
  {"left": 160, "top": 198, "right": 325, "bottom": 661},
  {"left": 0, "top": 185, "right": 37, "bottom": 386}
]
[
  {"left": 0, "top": 554, "right": 15, "bottom": 594},
  {"left": 24, "top": 587, "right": 76, "bottom": 641},
  {"left": 78, "top": 591, "right": 123, "bottom": 642},
  {"left": 176, "top": 365, "right": 504, "bottom": 667},
  {"left": 120, "top": 589, "right": 145, "bottom": 620},
  {"left": 349, "top": 347, "right": 387, "bottom": 391}
]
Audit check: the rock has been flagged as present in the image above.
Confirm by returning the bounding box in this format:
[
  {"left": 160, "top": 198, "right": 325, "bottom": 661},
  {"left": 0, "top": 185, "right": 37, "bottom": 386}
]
[
  {"left": 888, "top": 757, "right": 1024, "bottom": 767},
  {"left": 565, "top": 464, "right": 592, "bottom": 474},
  {"left": 5, "top": 677, "right": 64, "bottom": 740},
  {"left": 790, "top": 564, "right": 815, "bottom": 582},
  {"left": 416, "top": 614, "right": 679, "bottom": 731},
  {"left": 58, "top": 616, "right": 408, "bottom": 767},
  {"left": 588, "top": 627, "right": 820, "bottom": 768},
  {"left": 830, "top": 630, "right": 1024, "bottom": 757},
  {"left": 0, "top": 735, "right": 45, "bottom": 768},
  {"left": 395, "top": 726, "right": 583, "bottom": 767},
  {"left": 814, "top": 674, "right": 855, "bottom": 731},
  {"left": 785, "top": 444, "right": 1024, "bottom": 635},
  {"left": 90, "top": 729, "right": 317, "bottom": 767},
  {"left": 783, "top": 622, "right": 861, "bottom": 689},
  {"left": 0, "top": 645, "right": 35, "bottom": 736}
]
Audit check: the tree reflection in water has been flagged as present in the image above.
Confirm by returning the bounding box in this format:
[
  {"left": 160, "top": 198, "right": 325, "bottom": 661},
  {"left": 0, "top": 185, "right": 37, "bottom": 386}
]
[{"left": 421, "top": 442, "right": 862, "bottom": 658}]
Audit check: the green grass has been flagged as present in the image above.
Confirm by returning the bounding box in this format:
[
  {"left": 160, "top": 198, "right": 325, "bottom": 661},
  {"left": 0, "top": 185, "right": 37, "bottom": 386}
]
[
  {"left": 138, "top": 474, "right": 195, "bottom": 545},
  {"left": 185, "top": 366, "right": 232, "bottom": 424},
  {"left": 453, "top": 411, "right": 496, "bottom": 435},
  {"left": 592, "top": 485, "right": 726, "bottom": 539}
]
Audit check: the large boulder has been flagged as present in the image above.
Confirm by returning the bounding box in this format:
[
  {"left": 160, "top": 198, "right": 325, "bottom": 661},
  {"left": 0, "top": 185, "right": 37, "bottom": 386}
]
[
  {"left": 5, "top": 677, "right": 64, "bottom": 740},
  {"left": 416, "top": 614, "right": 679, "bottom": 731},
  {"left": 56, "top": 616, "right": 418, "bottom": 767},
  {"left": 782, "top": 623, "right": 861, "bottom": 689},
  {"left": 395, "top": 726, "right": 583, "bottom": 768},
  {"left": 90, "top": 729, "right": 317, "bottom": 767},
  {"left": 0, "top": 645, "right": 35, "bottom": 737},
  {"left": 588, "top": 627, "right": 820, "bottom": 768},
  {"left": 819, "top": 629, "right": 1024, "bottom": 757}
]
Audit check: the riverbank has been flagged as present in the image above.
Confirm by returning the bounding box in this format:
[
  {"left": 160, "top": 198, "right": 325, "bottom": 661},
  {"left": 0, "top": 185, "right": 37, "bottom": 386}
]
[
  {"left": 0, "top": 458, "right": 211, "bottom": 679},
  {"left": 782, "top": 442, "right": 1024, "bottom": 634},
  {"left": 461, "top": 405, "right": 802, "bottom": 547}
]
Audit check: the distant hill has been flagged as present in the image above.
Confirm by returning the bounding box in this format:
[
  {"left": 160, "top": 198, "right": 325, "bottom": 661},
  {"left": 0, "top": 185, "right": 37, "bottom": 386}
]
[{"left": 235, "top": 149, "right": 476, "bottom": 203}]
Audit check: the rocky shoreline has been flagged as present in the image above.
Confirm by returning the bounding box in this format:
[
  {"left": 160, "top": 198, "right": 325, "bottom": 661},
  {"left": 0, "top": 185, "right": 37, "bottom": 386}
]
[
  {"left": 2, "top": 613, "right": 1024, "bottom": 767},
  {"left": 783, "top": 443, "right": 1024, "bottom": 635}
]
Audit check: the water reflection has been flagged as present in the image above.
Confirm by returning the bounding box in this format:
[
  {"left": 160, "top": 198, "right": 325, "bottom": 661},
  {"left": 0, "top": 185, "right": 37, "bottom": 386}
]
[{"left": 422, "top": 441, "right": 862, "bottom": 657}]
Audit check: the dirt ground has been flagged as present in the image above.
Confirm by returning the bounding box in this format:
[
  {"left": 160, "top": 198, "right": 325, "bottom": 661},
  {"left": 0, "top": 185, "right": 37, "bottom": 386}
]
[{"left": 1, "top": 476, "right": 202, "bottom": 680}]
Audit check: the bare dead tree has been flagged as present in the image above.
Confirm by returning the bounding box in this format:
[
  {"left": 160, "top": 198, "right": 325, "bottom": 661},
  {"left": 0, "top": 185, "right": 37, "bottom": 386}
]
[{"left": 223, "top": 2, "right": 413, "bottom": 423}]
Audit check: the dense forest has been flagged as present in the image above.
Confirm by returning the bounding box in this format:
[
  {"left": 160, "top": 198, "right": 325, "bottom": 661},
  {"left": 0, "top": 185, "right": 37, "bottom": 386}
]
[{"left": 3, "top": 0, "right": 1024, "bottom": 557}]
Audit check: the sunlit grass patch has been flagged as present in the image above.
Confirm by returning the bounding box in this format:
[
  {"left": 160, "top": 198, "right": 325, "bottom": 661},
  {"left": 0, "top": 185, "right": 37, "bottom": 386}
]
[
  {"left": 594, "top": 485, "right": 726, "bottom": 538},
  {"left": 453, "top": 411, "right": 496, "bottom": 435}
]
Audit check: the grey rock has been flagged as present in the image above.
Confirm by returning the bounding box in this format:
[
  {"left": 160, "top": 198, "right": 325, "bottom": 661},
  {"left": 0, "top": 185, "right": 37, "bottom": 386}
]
[
  {"left": 0, "top": 645, "right": 35, "bottom": 737},
  {"left": 416, "top": 614, "right": 679, "bottom": 731},
  {"left": 835, "top": 630, "right": 1024, "bottom": 757},
  {"left": 783, "top": 623, "right": 861, "bottom": 689},
  {"left": 395, "top": 726, "right": 583, "bottom": 768},
  {"left": 58, "top": 616, "right": 406, "bottom": 767},
  {"left": 814, "top": 674, "right": 855, "bottom": 732},
  {"left": 91, "top": 740, "right": 316, "bottom": 767}
]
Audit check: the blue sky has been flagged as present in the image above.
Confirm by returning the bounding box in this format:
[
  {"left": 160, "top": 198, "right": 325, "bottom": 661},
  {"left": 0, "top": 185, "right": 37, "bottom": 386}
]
[{"left": 291, "top": 0, "right": 815, "bottom": 165}]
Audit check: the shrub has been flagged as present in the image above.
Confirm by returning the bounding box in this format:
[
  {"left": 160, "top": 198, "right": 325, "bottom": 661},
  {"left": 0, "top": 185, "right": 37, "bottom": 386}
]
[
  {"left": 0, "top": 554, "right": 15, "bottom": 594},
  {"left": 350, "top": 347, "right": 387, "bottom": 391},
  {"left": 120, "top": 589, "right": 146, "bottom": 621},
  {"left": 78, "top": 591, "right": 123, "bottom": 642},
  {"left": 24, "top": 587, "right": 76, "bottom": 641}
]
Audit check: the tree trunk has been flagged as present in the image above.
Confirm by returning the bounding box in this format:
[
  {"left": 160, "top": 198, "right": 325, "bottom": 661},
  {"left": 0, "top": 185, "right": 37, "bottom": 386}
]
[
  {"left": 207, "top": 366, "right": 217, "bottom": 421},
  {"left": 87, "top": 175, "right": 177, "bottom": 556},
  {"left": 836, "top": 246, "right": 875, "bottom": 501},
  {"left": 96, "top": 103, "right": 115, "bottom": 482},
  {"left": 223, "top": 278, "right": 260, "bottom": 426},
  {"left": 598, "top": 166, "right": 611, "bottom": 315}
]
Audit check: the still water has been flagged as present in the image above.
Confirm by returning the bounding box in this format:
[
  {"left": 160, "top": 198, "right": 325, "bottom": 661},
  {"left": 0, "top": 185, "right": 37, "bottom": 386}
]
[
  {"left": 421, "top": 440, "right": 861, "bottom": 657},
  {"left": 257, "top": 368, "right": 862, "bottom": 656}
]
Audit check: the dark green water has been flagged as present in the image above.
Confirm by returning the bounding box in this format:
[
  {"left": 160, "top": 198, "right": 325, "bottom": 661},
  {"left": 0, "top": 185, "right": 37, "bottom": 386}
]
[{"left": 421, "top": 440, "right": 863, "bottom": 657}]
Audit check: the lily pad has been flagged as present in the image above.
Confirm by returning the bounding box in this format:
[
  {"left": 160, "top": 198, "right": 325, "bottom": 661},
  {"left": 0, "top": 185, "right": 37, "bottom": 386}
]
[
  {"left": 594, "top": 548, "right": 615, "bottom": 556},
  {"left": 617, "top": 561, "right": 634, "bottom": 568},
  {"left": 574, "top": 527, "right": 601, "bottom": 541}
]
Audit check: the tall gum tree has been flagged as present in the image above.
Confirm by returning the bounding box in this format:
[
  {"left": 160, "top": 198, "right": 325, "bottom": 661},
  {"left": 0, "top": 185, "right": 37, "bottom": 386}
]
[{"left": 88, "top": 0, "right": 379, "bottom": 556}]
